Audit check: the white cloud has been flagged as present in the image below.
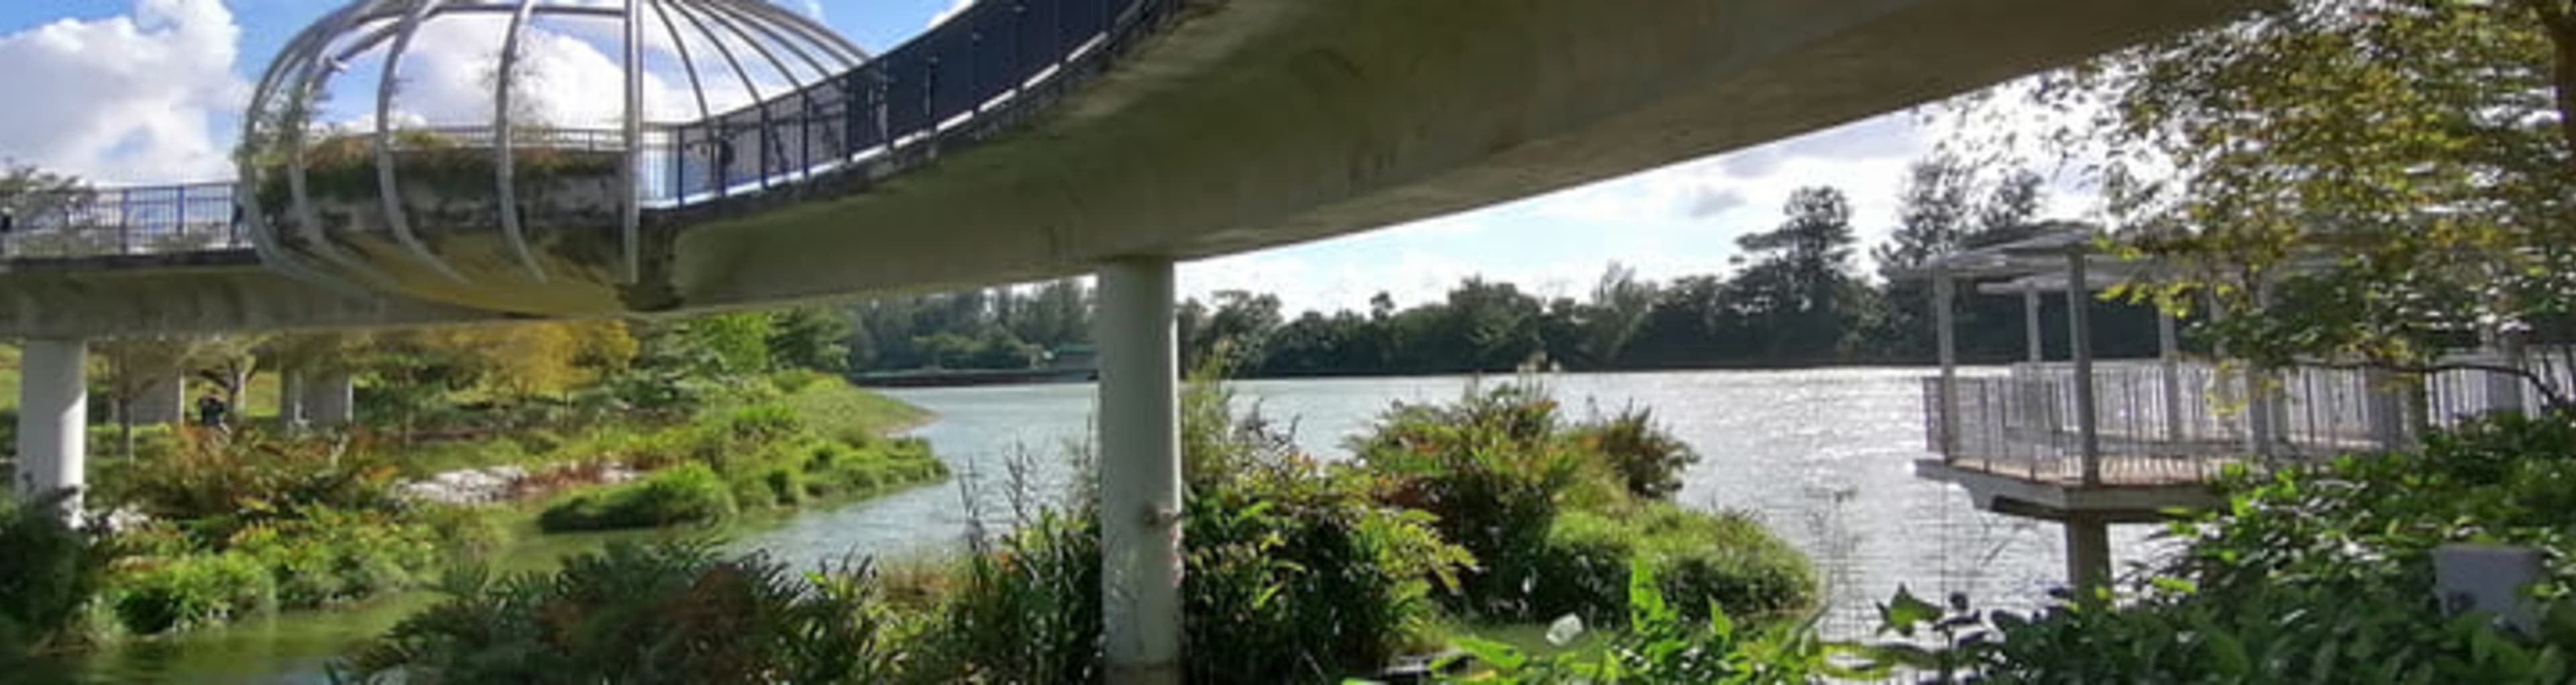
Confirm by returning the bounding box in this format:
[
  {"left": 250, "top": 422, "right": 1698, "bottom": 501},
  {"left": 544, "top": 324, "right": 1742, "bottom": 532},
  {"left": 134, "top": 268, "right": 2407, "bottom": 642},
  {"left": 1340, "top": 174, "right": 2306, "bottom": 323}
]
[{"left": 0, "top": 0, "right": 246, "bottom": 184}]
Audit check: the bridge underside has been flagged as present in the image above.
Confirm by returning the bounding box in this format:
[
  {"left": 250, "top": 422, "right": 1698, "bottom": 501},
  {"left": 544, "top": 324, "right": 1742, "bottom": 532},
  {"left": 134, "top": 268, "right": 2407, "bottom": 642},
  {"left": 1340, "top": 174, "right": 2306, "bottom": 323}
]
[
  {"left": 671, "top": 0, "right": 2256, "bottom": 309},
  {"left": 0, "top": 252, "right": 494, "bottom": 337},
  {"left": 0, "top": 0, "right": 2259, "bottom": 337}
]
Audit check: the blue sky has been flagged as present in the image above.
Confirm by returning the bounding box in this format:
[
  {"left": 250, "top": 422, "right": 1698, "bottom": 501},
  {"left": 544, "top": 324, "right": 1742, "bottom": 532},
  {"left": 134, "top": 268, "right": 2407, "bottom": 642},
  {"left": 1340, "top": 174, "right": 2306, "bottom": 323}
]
[{"left": 0, "top": 1, "right": 2091, "bottom": 314}]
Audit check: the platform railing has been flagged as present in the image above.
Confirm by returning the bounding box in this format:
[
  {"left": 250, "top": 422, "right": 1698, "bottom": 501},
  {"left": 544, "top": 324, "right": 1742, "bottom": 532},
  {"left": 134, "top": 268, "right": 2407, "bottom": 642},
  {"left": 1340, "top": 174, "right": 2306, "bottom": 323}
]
[
  {"left": 1924, "top": 349, "right": 2576, "bottom": 484},
  {"left": 2, "top": 0, "right": 1179, "bottom": 262}
]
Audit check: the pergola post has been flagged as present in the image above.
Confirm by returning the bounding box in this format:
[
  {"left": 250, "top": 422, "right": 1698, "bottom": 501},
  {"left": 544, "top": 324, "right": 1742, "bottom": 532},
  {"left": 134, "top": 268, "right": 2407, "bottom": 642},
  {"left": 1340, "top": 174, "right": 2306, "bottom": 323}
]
[
  {"left": 2245, "top": 282, "right": 2276, "bottom": 459},
  {"left": 16, "top": 338, "right": 89, "bottom": 517},
  {"left": 1934, "top": 269, "right": 1960, "bottom": 458},
  {"left": 2064, "top": 515, "right": 2112, "bottom": 598},
  {"left": 2065, "top": 249, "right": 2102, "bottom": 486},
  {"left": 2158, "top": 310, "right": 2184, "bottom": 445},
  {"left": 2482, "top": 327, "right": 2528, "bottom": 415},
  {"left": 1095, "top": 256, "right": 1183, "bottom": 685},
  {"left": 280, "top": 370, "right": 309, "bottom": 430},
  {"left": 2023, "top": 285, "right": 2044, "bottom": 364}
]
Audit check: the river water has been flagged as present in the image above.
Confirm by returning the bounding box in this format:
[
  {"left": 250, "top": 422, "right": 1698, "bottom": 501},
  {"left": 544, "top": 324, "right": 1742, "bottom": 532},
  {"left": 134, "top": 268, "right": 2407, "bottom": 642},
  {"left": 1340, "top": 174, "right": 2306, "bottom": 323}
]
[{"left": 56, "top": 368, "right": 2161, "bottom": 682}]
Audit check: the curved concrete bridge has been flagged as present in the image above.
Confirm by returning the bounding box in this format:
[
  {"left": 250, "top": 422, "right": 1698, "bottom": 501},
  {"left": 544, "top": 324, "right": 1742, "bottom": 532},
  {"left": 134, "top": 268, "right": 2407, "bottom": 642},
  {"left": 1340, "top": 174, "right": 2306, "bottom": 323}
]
[
  {"left": 1, "top": 0, "right": 2255, "bottom": 337},
  {"left": 0, "top": 0, "right": 2260, "bottom": 680}
]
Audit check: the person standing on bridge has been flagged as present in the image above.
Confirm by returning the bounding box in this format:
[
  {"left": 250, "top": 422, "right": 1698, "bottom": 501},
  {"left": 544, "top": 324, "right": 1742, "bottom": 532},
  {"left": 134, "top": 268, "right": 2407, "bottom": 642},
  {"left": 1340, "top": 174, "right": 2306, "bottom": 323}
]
[{"left": 1, "top": 205, "right": 13, "bottom": 258}]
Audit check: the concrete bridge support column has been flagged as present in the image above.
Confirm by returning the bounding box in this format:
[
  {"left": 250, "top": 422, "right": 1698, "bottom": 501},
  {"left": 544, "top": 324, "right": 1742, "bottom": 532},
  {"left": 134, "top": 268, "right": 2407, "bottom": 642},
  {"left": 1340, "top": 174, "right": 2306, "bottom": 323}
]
[
  {"left": 129, "top": 376, "right": 188, "bottom": 425},
  {"left": 15, "top": 338, "right": 89, "bottom": 515},
  {"left": 303, "top": 371, "right": 356, "bottom": 427},
  {"left": 2063, "top": 515, "right": 2112, "bottom": 599},
  {"left": 1094, "top": 256, "right": 1182, "bottom": 685},
  {"left": 278, "top": 370, "right": 307, "bottom": 429}
]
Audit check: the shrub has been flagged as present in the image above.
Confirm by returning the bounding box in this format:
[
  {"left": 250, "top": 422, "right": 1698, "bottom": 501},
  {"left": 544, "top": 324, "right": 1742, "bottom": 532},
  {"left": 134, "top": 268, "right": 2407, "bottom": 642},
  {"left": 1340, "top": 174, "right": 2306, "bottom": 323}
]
[
  {"left": 105, "top": 552, "right": 274, "bottom": 635},
  {"left": 1356, "top": 382, "right": 1743, "bottom": 622},
  {"left": 1444, "top": 560, "right": 1838, "bottom": 684},
  {"left": 1356, "top": 386, "right": 1591, "bottom": 618},
  {"left": 96, "top": 430, "right": 403, "bottom": 541},
  {"left": 226, "top": 508, "right": 439, "bottom": 609},
  {"left": 539, "top": 463, "right": 738, "bottom": 532},
  {"left": 1183, "top": 462, "right": 1471, "bottom": 682},
  {"left": 1530, "top": 506, "right": 1815, "bottom": 626},
  {"left": 341, "top": 539, "right": 902, "bottom": 684},
  {"left": 1566, "top": 406, "right": 1699, "bottom": 500},
  {"left": 0, "top": 490, "right": 102, "bottom": 655},
  {"left": 911, "top": 511, "right": 1105, "bottom": 684}
]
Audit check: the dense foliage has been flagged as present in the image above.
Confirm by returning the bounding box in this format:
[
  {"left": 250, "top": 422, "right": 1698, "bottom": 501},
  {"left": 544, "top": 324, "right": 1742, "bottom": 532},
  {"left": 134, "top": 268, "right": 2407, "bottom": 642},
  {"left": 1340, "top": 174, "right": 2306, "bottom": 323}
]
[
  {"left": 535, "top": 403, "right": 946, "bottom": 533},
  {"left": 0, "top": 490, "right": 101, "bottom": 657},
  {"left": 1444, "top": 560, "right": 1845, "bottom": 684},
  {"left": 343, "top": 540, "right": 901, "bottom": 684},
  {"left": 349, "top": 378, "right": 1815, "bottom": 682},
  {"left": 74, "top": 431, "right": 490, "bottom": 637},
  {"left": 1356, "top": 383, "right": 1816, "bottom": 625}
]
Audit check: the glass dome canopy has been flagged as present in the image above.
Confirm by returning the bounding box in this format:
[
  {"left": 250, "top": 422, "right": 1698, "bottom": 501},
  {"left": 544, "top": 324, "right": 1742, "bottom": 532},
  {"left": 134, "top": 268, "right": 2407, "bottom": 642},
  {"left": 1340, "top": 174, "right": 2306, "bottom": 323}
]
[{"left": 238, "top": 0, "right": 867, "bottom": 316}]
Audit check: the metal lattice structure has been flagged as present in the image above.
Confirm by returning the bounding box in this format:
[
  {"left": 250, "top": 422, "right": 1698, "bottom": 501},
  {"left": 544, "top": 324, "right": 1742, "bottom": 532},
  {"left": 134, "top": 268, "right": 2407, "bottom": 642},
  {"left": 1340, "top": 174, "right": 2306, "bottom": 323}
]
[
  {"left": 193, "top": 0, "right": 1173, "bottom": 315},
  {"left": 237, "top": 0, "right": 865, "bottom": 299}
]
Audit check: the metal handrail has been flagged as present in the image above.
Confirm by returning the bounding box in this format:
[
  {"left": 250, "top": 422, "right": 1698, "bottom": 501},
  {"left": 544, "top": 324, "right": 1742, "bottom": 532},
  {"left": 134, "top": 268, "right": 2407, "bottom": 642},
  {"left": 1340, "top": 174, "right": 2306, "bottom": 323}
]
[{"left": 5, "top": 0, "right": 1178, "bottom": 261}]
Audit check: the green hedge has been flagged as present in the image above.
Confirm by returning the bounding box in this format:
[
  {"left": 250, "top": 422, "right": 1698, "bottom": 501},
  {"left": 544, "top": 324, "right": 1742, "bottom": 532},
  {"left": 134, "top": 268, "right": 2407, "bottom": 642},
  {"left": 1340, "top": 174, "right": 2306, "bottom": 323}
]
[
  {"left": 1529, "top": 505, "right": 1817, "bottom": 625},
  {"left": 538, "top": 463, "right": 737, "bottom": 532}
]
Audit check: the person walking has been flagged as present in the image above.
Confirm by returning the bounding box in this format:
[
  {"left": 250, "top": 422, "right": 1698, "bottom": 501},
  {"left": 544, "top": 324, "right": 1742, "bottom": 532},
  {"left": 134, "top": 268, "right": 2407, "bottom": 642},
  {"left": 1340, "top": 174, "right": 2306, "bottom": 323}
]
[{"left": 196, "top": 391, "right": 230, "bottom": 429}]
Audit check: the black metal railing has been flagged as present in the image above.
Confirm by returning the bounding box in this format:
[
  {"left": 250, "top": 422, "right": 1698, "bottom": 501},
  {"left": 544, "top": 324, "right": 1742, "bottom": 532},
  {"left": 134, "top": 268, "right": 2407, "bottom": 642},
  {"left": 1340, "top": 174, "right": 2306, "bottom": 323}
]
[
  {"left": 0, "top": 182, "right": 245, "bottom": 259},
  {"left": 1, "top": 0, "right": 1173, "bottom": 262}
]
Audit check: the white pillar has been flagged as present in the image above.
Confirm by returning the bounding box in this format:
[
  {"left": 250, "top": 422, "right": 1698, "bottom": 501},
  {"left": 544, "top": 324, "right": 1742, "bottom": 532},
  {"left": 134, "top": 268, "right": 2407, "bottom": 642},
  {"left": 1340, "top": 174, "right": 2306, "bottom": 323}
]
[
  {"left": 1933, "top": 270, "right": 1960, "bottom": 458},
  {"left": 279, "top": 370, "right": 308, "bottom": 429},
  {"left": 1095, "top": 256, "right": 1182, "bottom": 685},
  {"left": 304, "top": 371, "right": 355, "bottom": 427},
  {"left": 2159, "top": 311, "right": 2185, "bottom": 445},
  {"left": 2365, "top": 368, "right": 2408, "bottom": 450},
  {"left": 130, "top": 376, "right": 187, "bottom": 425},
  {"left": 2066, "top": 252, "right": 2102, "bottom": 485},
  {"left": 16, "top": 338, "right": 89, "bottom": 515},
  {"left": 2245, "top": 282, "right": 2277, "bottom": 459},
  {"left": 2023, "top": 285, "right": 2045, "bottom": 364},
  {"left": 2482, "top": 327, "right": 2527, "bottom": 415}
]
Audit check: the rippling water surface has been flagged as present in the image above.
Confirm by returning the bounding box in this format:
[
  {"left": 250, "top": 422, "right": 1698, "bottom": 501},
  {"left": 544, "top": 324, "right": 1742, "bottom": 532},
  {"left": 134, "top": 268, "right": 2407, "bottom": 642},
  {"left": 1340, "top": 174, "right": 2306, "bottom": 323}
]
[{"left": 64, "top": 368, "right": 2162, "bottom": 682}]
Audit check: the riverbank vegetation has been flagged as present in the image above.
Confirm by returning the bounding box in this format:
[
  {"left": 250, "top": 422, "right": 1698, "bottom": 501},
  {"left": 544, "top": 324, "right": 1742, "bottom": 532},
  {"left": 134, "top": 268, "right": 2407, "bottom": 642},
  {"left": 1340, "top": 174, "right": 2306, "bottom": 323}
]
[
  {"left": 336, "top": 376, "right": 1819, "bottom": 683},
  {"left": 0, "top": 309, "right": 942, "bottom": 660}
]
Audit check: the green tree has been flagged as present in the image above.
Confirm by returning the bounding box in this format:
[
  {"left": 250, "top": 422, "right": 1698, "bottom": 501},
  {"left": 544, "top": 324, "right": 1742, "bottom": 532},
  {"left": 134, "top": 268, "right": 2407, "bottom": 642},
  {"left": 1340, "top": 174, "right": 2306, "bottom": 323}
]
[
  {"left": 1580, "top": 263, "right": 1659, "bottom": 366},
  {"left": 1734, "top": 187, "right": 1866, "bottom": 358},
  {"left": 1984, "top": 0, "right": 2576, "bottom": 384},
  {"left": 767, "top": 307, "right": 853, "bottom": 373}
]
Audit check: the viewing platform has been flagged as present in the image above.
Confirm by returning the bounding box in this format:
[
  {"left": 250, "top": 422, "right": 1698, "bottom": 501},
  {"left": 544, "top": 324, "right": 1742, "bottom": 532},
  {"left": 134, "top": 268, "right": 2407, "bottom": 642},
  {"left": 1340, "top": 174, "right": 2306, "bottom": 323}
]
[{"left": 1902, "top": 227, "right": 2568, "bottom": 587}]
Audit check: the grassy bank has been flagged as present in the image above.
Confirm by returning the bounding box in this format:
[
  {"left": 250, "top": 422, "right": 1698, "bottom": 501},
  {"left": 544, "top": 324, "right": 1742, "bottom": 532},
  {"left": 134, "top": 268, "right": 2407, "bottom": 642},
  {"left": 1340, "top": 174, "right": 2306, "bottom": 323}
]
[{"left": 1, "top": 376, "right": 944, "bottom": 657}]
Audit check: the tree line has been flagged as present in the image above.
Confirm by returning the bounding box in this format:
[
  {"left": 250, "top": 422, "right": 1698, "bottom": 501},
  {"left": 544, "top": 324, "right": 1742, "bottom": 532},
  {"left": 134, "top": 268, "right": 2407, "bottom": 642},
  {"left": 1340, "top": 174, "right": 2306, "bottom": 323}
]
[{"left": 837, "top": 154, "right": 2173, "bottom": 378}]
